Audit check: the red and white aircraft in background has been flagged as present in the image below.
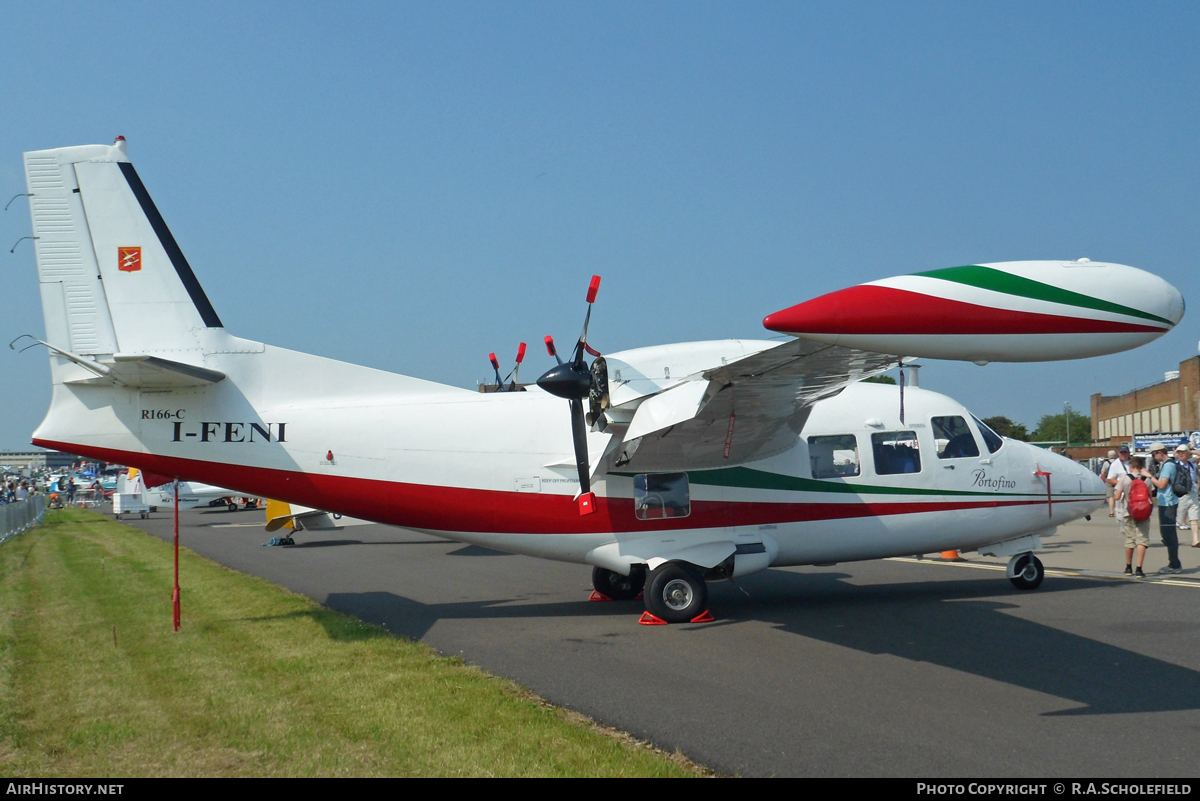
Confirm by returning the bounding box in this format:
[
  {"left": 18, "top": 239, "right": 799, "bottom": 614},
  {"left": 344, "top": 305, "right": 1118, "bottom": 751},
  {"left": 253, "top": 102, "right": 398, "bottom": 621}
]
[{"left": 15, "top": 139, "right": 1184, "bottom": 622}]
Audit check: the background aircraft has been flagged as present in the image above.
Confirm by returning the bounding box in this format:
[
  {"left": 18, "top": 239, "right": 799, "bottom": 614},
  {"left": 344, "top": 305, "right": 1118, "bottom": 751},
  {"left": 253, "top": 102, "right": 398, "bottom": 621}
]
[{"left": 15, "top": 139, "right": 1183, "bottom": 622}]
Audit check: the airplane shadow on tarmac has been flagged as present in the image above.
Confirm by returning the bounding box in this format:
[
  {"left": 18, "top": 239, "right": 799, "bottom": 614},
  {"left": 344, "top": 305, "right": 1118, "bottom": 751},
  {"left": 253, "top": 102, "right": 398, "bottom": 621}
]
[
  {"left": 718, "top": 569, "right": 1200, "bottom": 717},
  {"left": 324, "top": 570, "right": 1200, "bottom": 717}
]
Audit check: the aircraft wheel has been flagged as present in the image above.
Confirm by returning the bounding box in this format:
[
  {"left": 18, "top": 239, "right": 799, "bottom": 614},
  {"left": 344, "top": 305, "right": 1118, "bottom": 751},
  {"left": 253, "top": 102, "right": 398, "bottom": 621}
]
[
  {"left": 227, "top": 502, "right": 238, "bottom": 512},
  {"left": 1008, "top": 553, "right": 1045, "bottom": 590},
  {"left": 644, "top": 562, "right": 707, "bottom": 623},
  {"left": 592, "top": 566, "right": 645, "bottom": 601}
]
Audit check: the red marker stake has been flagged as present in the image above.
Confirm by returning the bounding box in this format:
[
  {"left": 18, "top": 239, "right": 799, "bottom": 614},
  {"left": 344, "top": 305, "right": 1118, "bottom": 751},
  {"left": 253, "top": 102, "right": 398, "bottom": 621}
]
[{"left": 173, "top": 479, "right": 180, "bottom": 631}]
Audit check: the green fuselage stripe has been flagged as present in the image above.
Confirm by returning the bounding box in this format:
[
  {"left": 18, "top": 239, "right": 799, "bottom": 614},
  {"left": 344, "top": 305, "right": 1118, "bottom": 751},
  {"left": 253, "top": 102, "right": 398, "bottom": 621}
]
[
  {"left": 912, "top": 265, "right": 1172, "bottom": 326},
  {"left": 615, "top": 467, "right": 1050, "bottom": 498}
]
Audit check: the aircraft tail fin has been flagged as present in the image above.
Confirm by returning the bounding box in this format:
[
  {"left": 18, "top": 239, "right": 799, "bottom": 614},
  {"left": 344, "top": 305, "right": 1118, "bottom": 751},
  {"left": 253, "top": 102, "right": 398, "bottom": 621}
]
[{"left": 23, "top": 138, "right": 222, "bottom": 359}]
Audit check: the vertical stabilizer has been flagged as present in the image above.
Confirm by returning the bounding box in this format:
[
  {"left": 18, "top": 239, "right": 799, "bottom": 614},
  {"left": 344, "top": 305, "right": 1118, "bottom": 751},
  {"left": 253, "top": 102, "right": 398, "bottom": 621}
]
[
  {"left": 24, "top": 144, "right": 120, "bottom": 356},
  {"left": 24, "top": 139, "right": 222, "bottom": 358}
]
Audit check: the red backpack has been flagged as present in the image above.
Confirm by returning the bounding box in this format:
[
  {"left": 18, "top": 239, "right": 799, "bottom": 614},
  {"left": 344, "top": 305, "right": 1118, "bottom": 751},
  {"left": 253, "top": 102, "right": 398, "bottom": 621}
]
[{"left": 1128, "top": 478, "right": 1153, "bottom": 522}]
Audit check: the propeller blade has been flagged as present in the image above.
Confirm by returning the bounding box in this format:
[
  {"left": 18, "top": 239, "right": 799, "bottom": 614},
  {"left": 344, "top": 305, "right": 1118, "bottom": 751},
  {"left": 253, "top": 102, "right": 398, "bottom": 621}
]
[
  {"left": 544, "top": 335, "right": 562, "bottom": 365},
  {"left": 488, "top": 352, "right": 504, "bottom": 387},
  {"left": 508, "top": 342, "right": 527, "bottom": 385},
  {"left": 569, "top": 398, "right": 591, "bottom": 495},
  {"left": 575, "top": 275, "right": 602, "bottom": 365}
]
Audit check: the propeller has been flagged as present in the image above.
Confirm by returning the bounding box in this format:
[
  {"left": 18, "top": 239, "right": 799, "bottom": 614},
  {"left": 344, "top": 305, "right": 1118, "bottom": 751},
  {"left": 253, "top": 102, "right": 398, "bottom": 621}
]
[
  {"left": 537, "top": 275, "right": 602, "bottom": 515},
  {"left": 486, "top": 342, "right": 528, "bottom": 391}
]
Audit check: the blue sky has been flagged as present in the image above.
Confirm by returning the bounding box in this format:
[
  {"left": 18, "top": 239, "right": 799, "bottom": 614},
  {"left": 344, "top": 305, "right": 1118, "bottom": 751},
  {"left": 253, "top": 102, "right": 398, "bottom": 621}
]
[{"left": 2, "top": 2, "right": 1198, "bottom": 448}]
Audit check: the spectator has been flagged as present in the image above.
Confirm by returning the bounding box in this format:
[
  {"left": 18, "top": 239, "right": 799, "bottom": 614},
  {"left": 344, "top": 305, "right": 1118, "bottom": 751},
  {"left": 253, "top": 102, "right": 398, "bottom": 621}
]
[
  {"left": 1107, "top": 445, "right": 1132, "bottom": 491},
  {"left": 1115, "top": 456, "right": 1150, "bottom": 578},
  {"left": 1101, "top": 449, "right": 1117, "bottom": 516},
  {"left": 1142, "top": 442, "right": 1183, "bottom": 574},
  {"left": 1173, "top": 444, "right": 1199, "bottom": 550}
]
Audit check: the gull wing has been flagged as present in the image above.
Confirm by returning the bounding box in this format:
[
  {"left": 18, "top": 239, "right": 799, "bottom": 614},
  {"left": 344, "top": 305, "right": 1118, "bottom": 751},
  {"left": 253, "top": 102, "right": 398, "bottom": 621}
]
[{"left": 610, "top": 339, "right": 896, "bottom": 472}]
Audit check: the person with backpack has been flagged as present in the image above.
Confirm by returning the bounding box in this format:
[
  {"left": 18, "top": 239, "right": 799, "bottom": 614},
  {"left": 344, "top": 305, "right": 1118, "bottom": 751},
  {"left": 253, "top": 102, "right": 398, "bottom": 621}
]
[
  {"left": 1144, "top": 442, "right": 1184, "bottom": 574},
  {"left": 1116, "top": 456, "right": 1153, "bottom": 577},
  {"left": 1171, "top": 444, "right": 1199, "bottom": 549}
]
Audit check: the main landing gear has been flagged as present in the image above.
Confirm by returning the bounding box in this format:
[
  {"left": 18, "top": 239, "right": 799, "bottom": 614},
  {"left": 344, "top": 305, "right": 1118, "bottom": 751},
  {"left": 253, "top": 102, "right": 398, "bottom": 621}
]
[
  {"left": 1007, "top": 552, "right": 1045, "bottom": 590},
  {"left": 591, "top": 566, "right": 645, "bottom": 601},
  {"left": 644, "top": 562, "right": 708, "bottom": 624},
  {"left": 593, "top": 563, "right": 711, "bottom": 624}
]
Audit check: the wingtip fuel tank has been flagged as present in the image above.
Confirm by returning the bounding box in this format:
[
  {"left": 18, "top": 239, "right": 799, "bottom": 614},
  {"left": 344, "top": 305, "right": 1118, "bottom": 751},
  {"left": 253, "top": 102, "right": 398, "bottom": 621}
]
[{"left": 763, "top": 260, "right": 1184, "bottom": 362}]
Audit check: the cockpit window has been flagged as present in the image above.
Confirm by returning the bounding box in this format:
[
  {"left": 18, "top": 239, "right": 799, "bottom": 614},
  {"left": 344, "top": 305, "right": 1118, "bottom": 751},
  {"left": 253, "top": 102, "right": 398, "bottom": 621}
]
[
  {"left": 808, "top": 435, "right": 860, "bottom": 478},
  {"left": 971, "top": 414, "right": 1005, "bottom": 454},
  {"left": 872, "top": 431, "right": 922, "bottom": 475},
  {"left": 931, "top": 416, "right": 981, "bottom": 459}
]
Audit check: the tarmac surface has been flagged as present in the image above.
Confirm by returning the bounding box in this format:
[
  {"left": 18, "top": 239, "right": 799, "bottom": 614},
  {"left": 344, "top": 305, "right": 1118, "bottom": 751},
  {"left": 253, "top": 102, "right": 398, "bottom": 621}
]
[{"left": 120, "top": 505, "right": 1200, "bottom": 777}]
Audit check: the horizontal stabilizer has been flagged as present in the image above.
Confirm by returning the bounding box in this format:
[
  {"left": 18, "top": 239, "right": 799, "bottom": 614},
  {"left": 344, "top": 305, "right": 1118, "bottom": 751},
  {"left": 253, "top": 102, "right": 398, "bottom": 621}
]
[
  {"left": 106, "top": 354, "right": 225, "bottom": 387},
  {"left": 265, "top": 500, "right": 371, "bottom": 532},
  {"left": 24, "top": 338, "right": 226, "bottom": 388}
]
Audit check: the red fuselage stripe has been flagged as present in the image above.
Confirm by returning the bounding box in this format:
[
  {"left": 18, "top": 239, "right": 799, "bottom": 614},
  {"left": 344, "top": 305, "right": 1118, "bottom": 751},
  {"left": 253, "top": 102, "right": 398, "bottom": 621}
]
[{"left": 37, "top": 439, "right": 1097, "bottom": 535}]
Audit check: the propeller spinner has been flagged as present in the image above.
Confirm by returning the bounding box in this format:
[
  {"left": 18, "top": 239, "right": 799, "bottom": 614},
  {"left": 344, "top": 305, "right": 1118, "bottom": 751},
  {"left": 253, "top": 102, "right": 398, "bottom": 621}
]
[{"left": 537, "top": 275, "right": 602, "bottom": 515}]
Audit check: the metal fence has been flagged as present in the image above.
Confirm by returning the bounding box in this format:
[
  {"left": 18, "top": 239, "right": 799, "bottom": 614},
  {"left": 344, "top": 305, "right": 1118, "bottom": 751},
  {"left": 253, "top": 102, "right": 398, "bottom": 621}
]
[{"left": 1, "top": 496, "right": 47, "bottom": 544}]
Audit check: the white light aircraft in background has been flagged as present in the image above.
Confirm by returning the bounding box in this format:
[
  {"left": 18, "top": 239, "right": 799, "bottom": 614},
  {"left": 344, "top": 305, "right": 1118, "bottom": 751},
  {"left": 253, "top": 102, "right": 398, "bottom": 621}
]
[
  {"left": 118, "top": 468, "right": 261, "bottom": 512},
  {"left": 14, "top": 139, "right": 1184, "bottom": 623}
]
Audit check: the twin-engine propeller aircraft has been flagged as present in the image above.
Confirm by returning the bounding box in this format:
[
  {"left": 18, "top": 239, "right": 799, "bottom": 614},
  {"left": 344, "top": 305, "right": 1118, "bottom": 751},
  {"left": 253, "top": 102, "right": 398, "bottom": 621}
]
[{"left": 15, "top": 139, "right": 1185, "bottom": 623}]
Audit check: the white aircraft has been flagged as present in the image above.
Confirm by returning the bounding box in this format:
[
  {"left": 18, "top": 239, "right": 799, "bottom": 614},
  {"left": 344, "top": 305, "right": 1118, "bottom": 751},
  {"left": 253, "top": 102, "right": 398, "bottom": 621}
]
[
  {"left": 14, "top": 139, "right": 1185, "bottom": 623},
  {"left": 119, "top": 468, "right": 260, "bottom": 512}
]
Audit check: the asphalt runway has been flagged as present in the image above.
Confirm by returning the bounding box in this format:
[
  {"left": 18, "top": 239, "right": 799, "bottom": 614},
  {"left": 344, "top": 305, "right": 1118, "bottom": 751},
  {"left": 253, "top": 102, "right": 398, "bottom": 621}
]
[{"left": 122, "top": 506, "right": 1200, "bottom": 777}]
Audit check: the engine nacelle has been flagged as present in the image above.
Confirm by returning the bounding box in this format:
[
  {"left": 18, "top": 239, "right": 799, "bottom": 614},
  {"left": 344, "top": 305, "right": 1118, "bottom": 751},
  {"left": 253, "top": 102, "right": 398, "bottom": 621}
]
[{"left": 763, "top": 260, "right": 1183, "bottom": 363}]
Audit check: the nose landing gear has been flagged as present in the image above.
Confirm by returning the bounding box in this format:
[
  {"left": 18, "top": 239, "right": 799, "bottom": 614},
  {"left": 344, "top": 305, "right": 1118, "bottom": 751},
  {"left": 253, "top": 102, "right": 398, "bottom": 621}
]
[{"left": 1007, "top": 552, "right": 1045, "bottom": 590}]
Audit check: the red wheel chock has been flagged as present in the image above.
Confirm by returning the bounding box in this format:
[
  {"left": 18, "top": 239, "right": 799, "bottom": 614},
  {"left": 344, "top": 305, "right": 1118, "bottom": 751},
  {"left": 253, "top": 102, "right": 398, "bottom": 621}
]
[
  {"left": 689, "top": 610, "right": 715, "bottom": 623},
  {"left": 638, "top": 611, "right": 668, "bottom": 625},
  {"left": 589, "top": 590, "right": 612, "bottom": 602}
]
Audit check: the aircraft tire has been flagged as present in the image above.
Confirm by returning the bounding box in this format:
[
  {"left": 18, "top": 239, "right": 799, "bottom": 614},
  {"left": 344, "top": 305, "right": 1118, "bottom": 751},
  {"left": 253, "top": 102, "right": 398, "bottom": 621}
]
[
  {"left": 645, "top": 562, "right": 707, "bottom": 623},
  {"left": 592, "top": 566, "right": 645, "bottom": 601},
  {"left": 1008, "top": 553, "right": 1045, "bottom": 590}
]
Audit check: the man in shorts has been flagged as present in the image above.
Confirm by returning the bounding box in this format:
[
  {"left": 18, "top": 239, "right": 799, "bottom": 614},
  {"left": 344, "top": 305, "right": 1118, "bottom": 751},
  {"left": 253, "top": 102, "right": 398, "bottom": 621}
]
[
  {"left": 1145, "top": 442, "right": 1184, "bottom": 574},
  {"left": 1172, "top": 443, "right": 1199, "bottom": 549},
  {"left": 1115, "top": 456, "right": 1150, "bottom": 577}
]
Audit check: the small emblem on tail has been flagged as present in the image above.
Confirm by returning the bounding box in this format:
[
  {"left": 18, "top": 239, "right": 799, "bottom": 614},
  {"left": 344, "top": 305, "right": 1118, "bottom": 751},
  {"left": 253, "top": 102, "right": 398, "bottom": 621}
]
[{"left": 118, "top": 246, "right": 142, "bottom": 272}]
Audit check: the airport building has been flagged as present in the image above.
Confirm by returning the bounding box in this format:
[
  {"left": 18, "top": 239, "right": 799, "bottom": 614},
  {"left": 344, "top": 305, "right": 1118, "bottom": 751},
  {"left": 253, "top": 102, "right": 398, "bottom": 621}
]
[
  {"left": 0, "top": 450, "right": 85, "bottom": 471},
  {"left": 1090, "top": 355, "right": 1200, "bottom": 446}
]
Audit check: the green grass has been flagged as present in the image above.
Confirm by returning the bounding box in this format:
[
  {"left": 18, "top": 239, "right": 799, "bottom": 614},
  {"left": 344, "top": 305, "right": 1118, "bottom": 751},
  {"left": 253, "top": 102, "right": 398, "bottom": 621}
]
[{"left": 0, "top": 509, "right": 703, "bottom": 777}]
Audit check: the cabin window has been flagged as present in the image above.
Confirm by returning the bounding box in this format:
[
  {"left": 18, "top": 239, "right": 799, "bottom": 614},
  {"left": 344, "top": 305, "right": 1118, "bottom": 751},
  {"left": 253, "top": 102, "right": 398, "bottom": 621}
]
[
  {"left": 808, "top": 435, "right": 861, "bottom": 478},
  {"left": 872, "top": 431, "right": 922, "bottom": 475},
  {"left": 971, "top": 414, "right": 1005, "bottom": 454},
  {"left": 634, "top": 473, "right": 691, "bottom": 520},
  {"left": 931, "top": 416, "right": 981, "bottom": 459}
]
